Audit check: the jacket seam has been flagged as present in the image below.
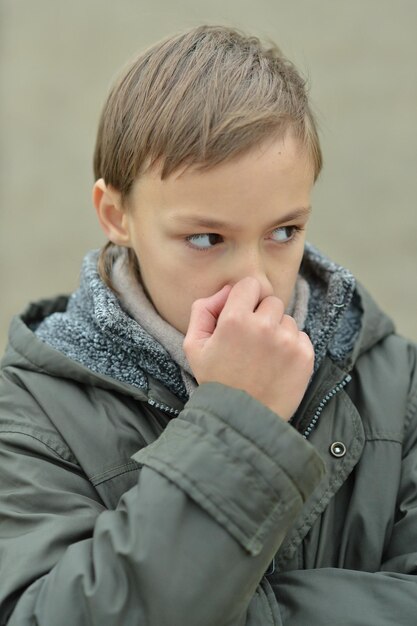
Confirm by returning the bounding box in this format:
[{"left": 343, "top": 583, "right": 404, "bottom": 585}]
[
  {"left": 90, "top": 463, "right": 140, "bottom": 486},
  {"left": 4, "top": 345, "right": 55, "bottom": 379},
  {"left": 258, "top": 583, "right": 274, "bottom": 625},
  {"left": 404, "top": 384, "right": 417, "bottom": 433},
  {"left": 0, "top": 427, "right": 78, "bottom": 464},
  {"left": 364, "top": 433, "right": 403, "bottom": 444},
  {"left": 0, "top": 371, "right": 79, "bottom": 464},
  {"left": 258, "top": 578, "right": 281, "bottom": 626},
  {"left": 265, "top": 589, "right": 275, "bottom": 626}
]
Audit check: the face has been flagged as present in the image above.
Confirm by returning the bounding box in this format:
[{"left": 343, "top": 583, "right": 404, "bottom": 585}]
[{"left": 122, "top": 134, "right": 315, "bottom": 335}]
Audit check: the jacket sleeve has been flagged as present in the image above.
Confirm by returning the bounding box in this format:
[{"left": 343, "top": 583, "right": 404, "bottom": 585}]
[{"left": 0, "top": 382, "right": 324, "bottom": 626}]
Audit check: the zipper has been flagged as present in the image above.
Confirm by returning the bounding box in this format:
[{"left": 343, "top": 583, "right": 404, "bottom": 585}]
[
  {"left": 302, "top": 374, "right": 352, "bottom": 440},
  {"left": 147, "top": 375, "right": 353, "bottom": 427},
  {"left": 147, "top": 397, "right": 180, "bottom": 417}
]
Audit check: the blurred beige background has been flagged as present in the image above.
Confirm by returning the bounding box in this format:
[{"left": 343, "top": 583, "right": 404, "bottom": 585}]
[{"left": 1, "top": 0, "right": 416, "bottom": 353}]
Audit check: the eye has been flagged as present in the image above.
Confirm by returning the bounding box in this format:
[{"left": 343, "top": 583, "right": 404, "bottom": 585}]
[
  {"left": 185, "top": 233, "right": 223, "bottom": 250},
  {"left": 269, "top": 226, "right": 301, "bottom": 243}
]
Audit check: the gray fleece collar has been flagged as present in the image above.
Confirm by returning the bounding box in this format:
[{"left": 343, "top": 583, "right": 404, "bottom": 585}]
[
  {"left": 36, "top": 251, "right": 190, "bottom": 402},
  {"left": 34, "top": 245, "right": 360, "bottom": 402},
  {"left": 302, "top": 242, "right": 360, "bottom": 372}
]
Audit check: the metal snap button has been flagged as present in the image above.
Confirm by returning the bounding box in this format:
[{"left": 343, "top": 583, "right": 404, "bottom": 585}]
[{"left": 330, "top": 441, "right": 346, "bottom": 458}]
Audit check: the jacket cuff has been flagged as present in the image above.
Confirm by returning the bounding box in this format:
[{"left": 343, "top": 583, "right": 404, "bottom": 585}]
[{"left": 133, "top": 382, "right": 325, "bottom": 555}]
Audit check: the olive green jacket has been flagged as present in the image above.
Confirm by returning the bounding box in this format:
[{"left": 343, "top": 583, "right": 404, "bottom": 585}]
[{"left": 0, "top": 283, "right": 416, "bottom": 625}]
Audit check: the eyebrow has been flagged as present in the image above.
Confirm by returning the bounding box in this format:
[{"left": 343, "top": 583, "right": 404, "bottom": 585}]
[{"left": 170, "top": 206, "right": 312, "bottom": 232}]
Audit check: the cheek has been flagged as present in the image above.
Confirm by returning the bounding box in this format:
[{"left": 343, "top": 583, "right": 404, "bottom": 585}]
[
  {"left": 270, "top": 250, "right": 304, "bottom": 303},
  {"left": 135, "top": 247, "right": 210, "bottom": 330},
  {"left": 134, "top": 237, "right": 178, "bottom": 281}
]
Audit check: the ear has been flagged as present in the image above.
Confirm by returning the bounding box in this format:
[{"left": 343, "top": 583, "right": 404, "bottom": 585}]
[{"left": 92, "top": 178, "right": 131, "bottom": 246}]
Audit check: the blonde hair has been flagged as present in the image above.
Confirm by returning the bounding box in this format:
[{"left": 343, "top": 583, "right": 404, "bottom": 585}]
[{"left": 93, "top": 25, "right": 323, "bottom": 288}]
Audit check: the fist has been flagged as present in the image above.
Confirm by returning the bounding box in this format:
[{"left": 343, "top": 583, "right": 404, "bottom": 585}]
[{"left": 183, "top": 278, "right": 314, "bottom": 421}]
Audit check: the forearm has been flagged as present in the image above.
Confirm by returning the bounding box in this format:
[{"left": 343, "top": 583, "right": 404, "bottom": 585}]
[{"left": 5, "top": 384, "right": 325, "bottom": 626}]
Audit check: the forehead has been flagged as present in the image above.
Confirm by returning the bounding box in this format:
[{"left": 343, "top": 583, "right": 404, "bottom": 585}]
[{"left": 131, "top": 135, "right": 314, "bottom": 221}]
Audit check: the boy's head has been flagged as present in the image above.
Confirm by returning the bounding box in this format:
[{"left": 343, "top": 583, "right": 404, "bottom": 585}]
[
  {"left": 93, "top": 25, "right": 321, "bottom": 333},
  {"left": 94, "top": 25, "right": 322, "bottom": 196}
]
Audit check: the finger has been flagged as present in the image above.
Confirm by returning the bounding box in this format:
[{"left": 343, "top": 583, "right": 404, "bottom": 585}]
[
  {"left": 298, "top": 330, "right": 315, "bottom": 356},
  {"left": 219, "top": 276, "right": 262, "bottom": 319},
  {"left": 280, "top": 313, "right": 300, "bottom": 333},
  {"left": 185, "top": 285, "right": 232, "bottom": 343},
  {"left": 254, "top": 295, "right": 285, "bottom": 323}
]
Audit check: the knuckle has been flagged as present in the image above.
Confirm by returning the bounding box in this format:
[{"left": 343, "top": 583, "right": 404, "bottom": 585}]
[
  {"left": 299, "top": 330, "right": 313, "bottom": 349},
  {"left": 264, "top": 295, "right": 285, "bottom": 317},
  {"left": 282, "top": 314, "right": 298, "bottom": 330},
  {"left": 262, "top": 294, "right": 278, "bottom": 305},
  {"left": 278, "top": 327, "right": 294, "bottom": 349},
  {"left": 221, "top": 311, "right": 245, "bottom": 329},
  {"left": 265, "top": 294, "right": 283, "bottom": 306},
  {"left": 298, "top": 333, "right": 315, "bottom": 363},
  {"left": 273, "top": 295, "right": 285, "bottom": 311},
  {"left": 257, "top": 313, "right": 275, "bottom": 333}
]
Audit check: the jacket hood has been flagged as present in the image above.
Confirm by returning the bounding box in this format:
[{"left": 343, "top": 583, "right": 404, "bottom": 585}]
[{"left": 2, "top": 245, "right": 395, "bottom": 404}]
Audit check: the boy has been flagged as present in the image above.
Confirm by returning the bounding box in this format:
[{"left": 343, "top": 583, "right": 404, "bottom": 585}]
[{"left": 0, "top": 25, "right": 416, "bottom": 625}]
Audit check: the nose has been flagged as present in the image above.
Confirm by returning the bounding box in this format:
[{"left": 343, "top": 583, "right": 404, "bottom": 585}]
[{"left": 226, "top": 248, "right": 274, "bottom": 301}]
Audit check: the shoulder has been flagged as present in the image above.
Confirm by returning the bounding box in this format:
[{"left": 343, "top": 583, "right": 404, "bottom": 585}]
[
  {"left": 0, "top": 352, "right": 172, "bottom": 511},
  {"left": 0, "top": 315, "right": 164, "bottom": 482},
  {"left": 332, "top": 277, "right": 416, "bottom": 443},
  {"left": 354, "top": 280, "right": 417, "bottom": 402},
  {"left": 348, "top": 326, "right": 417, "bottom": 444}
]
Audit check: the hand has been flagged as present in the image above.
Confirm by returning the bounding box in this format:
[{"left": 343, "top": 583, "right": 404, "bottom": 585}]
[{"left": 183, "top": 277, "right": 314, "bottom": 421}]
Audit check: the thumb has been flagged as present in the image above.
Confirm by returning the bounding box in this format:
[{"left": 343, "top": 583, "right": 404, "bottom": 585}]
[{"left": 185, "top": 285, "right": 232, "bottom": 345}]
